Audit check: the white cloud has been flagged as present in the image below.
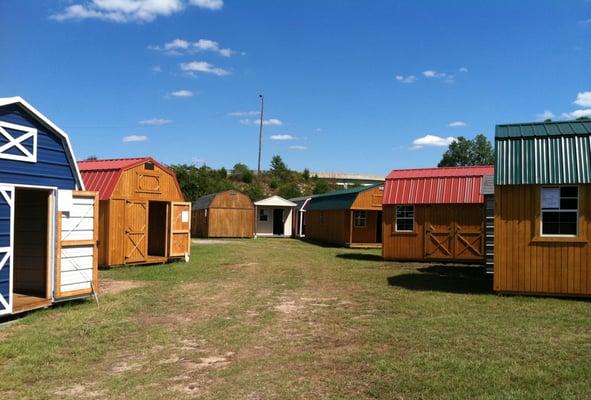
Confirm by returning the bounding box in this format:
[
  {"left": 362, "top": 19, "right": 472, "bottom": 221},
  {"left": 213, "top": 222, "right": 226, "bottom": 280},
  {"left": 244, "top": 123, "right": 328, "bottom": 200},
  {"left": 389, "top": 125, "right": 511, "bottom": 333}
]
[
  {"left": 412, "top": 134, "right": 456, "bottom": 149},
  {"left": 535, "top": 110, "right": 555, "bottom": 121},
  {"left": 447, "top": 121, "right": 467, "bottom": 127},
  {"left": 562, "top": 109, "right": 591, "bottom": 119},
  {"left": 122, "top": 135, "right": 148, "bottom": 142},
  {"left": 50, "top": 0, "right": 220, "bottom": 23},
  {"left": 180, "top": 61, "right": 229, "bottom": 76},
  {"left": 170, "top": 89, "right": 193, "bottom": 97},
  {"left": 152, "top": 65, "right": 162, "bottom": 72},
  {"left": 151, "top": 38, "right": 234, "bottom": 56},
  {"left": 314, "top": 128, "right": 322, "bottom": 133},
  {"left": 459, "top": 67, "right": 468, "bottom": 72},
  {"left": 395, "top": 74, "right": 417, "bottom": 84},
  {"left": 574, "top": 91, "right": 591, "bottom": 107},
  {"left": 228, "top": 111, "right": 259, "bottom": 117},
  {"left": 189, "top": 0, "right": 223, "bottom": 10},
  {"left": 240, "top": 118, "right": 283, "bottom": 126},
  {"left": 270, "top": 134, "right": 295, "bottom": 141},
  {"left": 289, "top": 145, "right": 307, "bottom": 150},
  {"left": 423, "top": 70, "right": 447, "bottom": 79},
  {"left": 140, "top": 118, "right": 172, "bottom": 125}
]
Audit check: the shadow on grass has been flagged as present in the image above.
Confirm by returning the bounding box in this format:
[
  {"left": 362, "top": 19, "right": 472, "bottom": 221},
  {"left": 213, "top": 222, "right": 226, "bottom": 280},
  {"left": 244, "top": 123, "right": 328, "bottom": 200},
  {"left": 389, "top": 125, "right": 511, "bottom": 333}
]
[
  {"left": 388, "top": 265, "right": 493, "bottom": 295},
  {"left": 336, "top": 253, "right": 383, "bottom": 262}
]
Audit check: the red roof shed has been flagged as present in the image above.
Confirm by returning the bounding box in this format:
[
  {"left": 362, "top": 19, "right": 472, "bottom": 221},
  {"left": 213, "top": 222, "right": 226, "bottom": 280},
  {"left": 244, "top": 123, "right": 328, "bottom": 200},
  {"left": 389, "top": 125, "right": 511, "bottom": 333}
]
[{"left": 382, "top": 166, "right": 493, "bottom": 263}]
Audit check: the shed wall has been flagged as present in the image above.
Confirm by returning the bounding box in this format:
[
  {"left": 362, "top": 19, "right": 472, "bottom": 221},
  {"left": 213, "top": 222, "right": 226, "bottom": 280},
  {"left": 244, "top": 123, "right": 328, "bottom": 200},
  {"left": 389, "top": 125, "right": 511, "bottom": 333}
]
[
  {"left": 0, "top": 104, "right": 77, "bottom": 189},
  {"left": 111, "top": 162, "right": 184, "bottom": 201},
  {"left": 494, "top": 184, "right": 591, "bottom": 296},
  {"left": 305, "top": 210, "right": 348, "bottom": 245},
  {"left": 351, "top": 186, "right": 383, "bottom": 210},
  {"left": 382, "top": 204, "right": 485, "bottom": 261}
]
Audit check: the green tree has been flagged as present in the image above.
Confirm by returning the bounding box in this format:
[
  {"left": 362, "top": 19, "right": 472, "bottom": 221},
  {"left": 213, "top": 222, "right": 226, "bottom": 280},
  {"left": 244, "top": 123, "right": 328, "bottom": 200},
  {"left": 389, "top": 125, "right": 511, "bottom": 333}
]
[
  {"left": 231, "top": 163, "right": 253, "bottom": 183},
  {"left": 245, "top": 183, "right": 265, "bottom": 201},
  {"left": 85, "top": 155, "right": 98, "bottom": 160},
  {"left": 278, "top": 182, "right": 302, "bottom": 199},
  {"left": 312, "top": 178, "right": 331, "bottom": 194},
  {"left": 270, "top": 155, "right": 288, "bottom": 175},
  {"left": 302, "top": 168, "right": 310, "bottom": 180},
  {"left": 438, "top": 134, "right": 494, "bottom": 167}
]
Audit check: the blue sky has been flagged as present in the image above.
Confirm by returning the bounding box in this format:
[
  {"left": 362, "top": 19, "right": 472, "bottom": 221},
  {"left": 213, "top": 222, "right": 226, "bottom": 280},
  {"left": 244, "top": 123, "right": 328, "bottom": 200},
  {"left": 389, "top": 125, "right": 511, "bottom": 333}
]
[{"left": 1, "top": 1, "right": 590, "bottom": 175}]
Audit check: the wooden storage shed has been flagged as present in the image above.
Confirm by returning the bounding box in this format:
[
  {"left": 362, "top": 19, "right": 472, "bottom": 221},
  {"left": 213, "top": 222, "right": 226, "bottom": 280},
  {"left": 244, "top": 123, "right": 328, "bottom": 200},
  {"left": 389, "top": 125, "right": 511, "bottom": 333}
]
[
  {"left": 191, "top": 190, "right": 254, "bottom": 238},
  {"left": 0, "top": 96, "right": 98, "bottom": 316},
  {"left": 494, "top": 120, "right": 591, "bottom": 297},
  {"left": 305, "top": 184, "right": 384, "bottom": 248},
  {"left": 254, "top": 196, "right": 296, "bottom": 237},
  {"left": 289, "top": 194, "right": 322, "bottom": 238},
  {"left": 79, "top": 157, "right": 191, "bottom": 268},
  {"left": 382, "top": 166, "right": 493, "bottom": 262}
]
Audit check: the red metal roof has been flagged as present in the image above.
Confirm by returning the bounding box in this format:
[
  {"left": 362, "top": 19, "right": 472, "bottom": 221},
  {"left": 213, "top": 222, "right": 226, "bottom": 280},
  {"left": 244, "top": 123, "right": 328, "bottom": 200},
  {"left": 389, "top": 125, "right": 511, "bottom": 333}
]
[
  {"left": 78, "top": 157, "right": 182, "bottom": 200},
  {"left": 383, "top": 166, "right": 494, "bottom": 205}
]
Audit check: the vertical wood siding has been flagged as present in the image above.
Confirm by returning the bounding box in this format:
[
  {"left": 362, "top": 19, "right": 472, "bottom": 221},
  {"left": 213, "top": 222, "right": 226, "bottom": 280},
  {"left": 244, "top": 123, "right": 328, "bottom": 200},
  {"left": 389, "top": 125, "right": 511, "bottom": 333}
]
[
  {"left": 494, "top": 185, "right": 591, "bottom": 296},
  {"left": 192, "top": 191, "right": 254, "bottom": 238},
  {"left": 382, "top": 205, "right": 484, "bottom": 262},
  {"left": 351, "top": 211, "right": 380, "bottom": 243},
  {"left": 306, "top": 210, "right": 348, "bottom": 245},
  {"left": 111, "top": 163, "right": 185, "bottom": 201}
]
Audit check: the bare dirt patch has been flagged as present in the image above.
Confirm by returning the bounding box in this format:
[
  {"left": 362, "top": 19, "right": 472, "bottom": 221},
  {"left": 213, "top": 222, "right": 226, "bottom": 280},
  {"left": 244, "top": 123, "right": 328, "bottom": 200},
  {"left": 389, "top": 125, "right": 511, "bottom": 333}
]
[
  {"left": 54, "top": 383, "right": 107, "bottom": 398},
  {"left": 99, "top": 279, "right": 144, "bottom": 295},
  {"left": 110, "top": 361, "right": 143, "bottom": 374},
  {"left": 274, "top": 300, "right": 304, "bottom": 314}
]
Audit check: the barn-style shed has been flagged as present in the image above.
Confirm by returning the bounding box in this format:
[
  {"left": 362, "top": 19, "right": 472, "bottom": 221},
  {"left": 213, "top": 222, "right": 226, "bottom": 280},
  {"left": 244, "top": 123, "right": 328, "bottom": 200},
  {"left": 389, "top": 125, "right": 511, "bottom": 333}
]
[
  {"left": 494, "top": 120, "right": 591, "bottom": 297},
  {"left": 254, "top": 196, "right": 296, "bottom": 237},
  {"left": 79, "top": 157, "right": 191, "bottom": 268},
  {"left": 305, "top": 184, "right": 384, "bottom": 247},
  {"left": 192, "top": 190, "right": 254, "bottom": 238},
  {"left": 0, "top": 97, "right": 98, "bottom": 316},
  {"left": 289, "top": 194, "right": 322, "bottom": 238},
  {"left": 382, "top": 166, "right": 493, "bottom": 262}
]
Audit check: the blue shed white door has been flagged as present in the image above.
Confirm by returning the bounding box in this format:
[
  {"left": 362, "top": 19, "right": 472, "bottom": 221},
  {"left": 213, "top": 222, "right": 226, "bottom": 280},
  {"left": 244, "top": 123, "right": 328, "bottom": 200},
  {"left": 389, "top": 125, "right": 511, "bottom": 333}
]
[{"left": 0, "top": 185, "right": 13, "bottom": 315}]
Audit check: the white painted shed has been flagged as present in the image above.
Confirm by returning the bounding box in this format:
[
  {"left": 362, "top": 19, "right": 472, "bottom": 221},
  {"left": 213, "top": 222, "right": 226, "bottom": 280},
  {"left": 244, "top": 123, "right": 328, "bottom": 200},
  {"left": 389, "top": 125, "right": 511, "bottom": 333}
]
[{"left": 254, "top": 196, "right": 296, "bottom": 237}]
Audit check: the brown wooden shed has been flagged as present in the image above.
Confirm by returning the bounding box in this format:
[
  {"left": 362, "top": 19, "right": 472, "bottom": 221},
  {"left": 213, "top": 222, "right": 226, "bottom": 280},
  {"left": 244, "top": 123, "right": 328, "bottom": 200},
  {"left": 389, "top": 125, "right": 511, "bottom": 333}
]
[
  {"left": 305, "top": 184, "right": 384, "bottom": 248},
  {"left": 191, "top": 190, "right": 254, "bottom": 238},
  {"left": 382, "top": 166, "right": 493, "bottom": 262},
  {"left": 494, "top": 121, "right": 591, "bottom": 297},
  {"left": 78, "top": 157, "right": 191, "bottom": 268}
]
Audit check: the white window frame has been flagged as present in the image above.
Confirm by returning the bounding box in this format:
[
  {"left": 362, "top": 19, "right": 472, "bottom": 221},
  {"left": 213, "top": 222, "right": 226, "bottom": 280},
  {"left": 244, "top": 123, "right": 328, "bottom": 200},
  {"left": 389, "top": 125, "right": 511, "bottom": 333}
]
[
  {"left": 0, "top": 121, "right": 38, "bottom": 163},
  {"left": 540, "top": 186, "right": 579, "bottom": 237},
  {"left": 353, "top": 210, "right": 367, "bottom": 228},
  {"left": 395, "top": 205, "right": 414, "bottom": 233}
]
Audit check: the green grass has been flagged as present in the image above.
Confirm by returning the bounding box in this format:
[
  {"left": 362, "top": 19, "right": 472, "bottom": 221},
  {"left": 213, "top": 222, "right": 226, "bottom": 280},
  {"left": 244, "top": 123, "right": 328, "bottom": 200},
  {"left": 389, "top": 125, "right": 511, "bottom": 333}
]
[{"left": 0, "top": 239, "right": 589, "bottom": 399}]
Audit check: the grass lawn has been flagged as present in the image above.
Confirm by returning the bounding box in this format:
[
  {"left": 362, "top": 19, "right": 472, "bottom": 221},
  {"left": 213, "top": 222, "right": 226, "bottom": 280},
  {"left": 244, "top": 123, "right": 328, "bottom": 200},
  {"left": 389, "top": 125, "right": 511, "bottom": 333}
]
[{"left": 0, "top": 239, "right": 590, "bottom": 399}]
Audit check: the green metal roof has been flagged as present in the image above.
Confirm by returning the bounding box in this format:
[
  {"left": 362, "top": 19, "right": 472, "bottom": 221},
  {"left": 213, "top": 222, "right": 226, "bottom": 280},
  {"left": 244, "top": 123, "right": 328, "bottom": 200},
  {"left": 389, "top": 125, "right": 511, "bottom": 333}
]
[
  {"left": 306, "top": 184, "right": 381, "bottom": 211},
  {"left": 496, "top": 120, "right": 591, "bottom": 138},
  {"left": 495, "top": 120, "right": 591, "bottom": 185}
]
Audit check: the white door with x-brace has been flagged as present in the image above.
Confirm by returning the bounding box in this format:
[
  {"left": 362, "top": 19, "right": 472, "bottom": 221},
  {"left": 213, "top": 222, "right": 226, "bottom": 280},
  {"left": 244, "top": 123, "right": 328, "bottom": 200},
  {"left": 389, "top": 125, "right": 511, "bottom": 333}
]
[{"left": 0, "top": 185, "right": 14, "bottom": 315}]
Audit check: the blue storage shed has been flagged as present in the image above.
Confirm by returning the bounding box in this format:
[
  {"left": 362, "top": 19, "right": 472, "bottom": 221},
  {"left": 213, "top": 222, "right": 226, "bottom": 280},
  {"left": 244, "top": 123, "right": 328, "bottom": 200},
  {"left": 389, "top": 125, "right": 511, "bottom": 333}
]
[{"left": 0, "top": 97, "right": 98, "bottom": 315}]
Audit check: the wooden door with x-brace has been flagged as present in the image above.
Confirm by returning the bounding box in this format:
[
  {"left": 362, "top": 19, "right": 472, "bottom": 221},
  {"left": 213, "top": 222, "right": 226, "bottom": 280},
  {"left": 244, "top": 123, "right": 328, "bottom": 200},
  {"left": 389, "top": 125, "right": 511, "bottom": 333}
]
[
  {"left": 424, "top": 205, "right": 484, "bottom": 261},
  {"left": 124, "top": 200, "right": 148, "bottom": 264}
]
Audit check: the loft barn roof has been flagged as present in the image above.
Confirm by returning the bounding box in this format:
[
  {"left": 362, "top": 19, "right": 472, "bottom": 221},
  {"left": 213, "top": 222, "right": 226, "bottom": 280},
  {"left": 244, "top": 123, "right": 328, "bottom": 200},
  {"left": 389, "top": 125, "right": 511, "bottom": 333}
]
[
  {"left": 78, "top": 157, "right": 182, "bottom": 200},
  {"left": 192, "top": 190, "right": 253, "bottom": 210},
  {"left": 495, "top": 120, "right": 591, "bottom": 185},
  {"left": 306, "top": 184, "right": 382, "bottom": 211},
  {"left": 0, "top": 96, "right": 84, "bottom": 189},
  {"left": 383, "top": 166, "right": 494, "bottom": 205}
]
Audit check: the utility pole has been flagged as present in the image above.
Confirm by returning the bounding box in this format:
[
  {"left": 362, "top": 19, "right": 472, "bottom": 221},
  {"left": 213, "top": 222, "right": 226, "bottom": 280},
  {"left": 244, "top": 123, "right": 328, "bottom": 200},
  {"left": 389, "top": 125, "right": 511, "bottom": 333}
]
[{"left": 257, "top": 94, "right": 264, "bottom": 175}]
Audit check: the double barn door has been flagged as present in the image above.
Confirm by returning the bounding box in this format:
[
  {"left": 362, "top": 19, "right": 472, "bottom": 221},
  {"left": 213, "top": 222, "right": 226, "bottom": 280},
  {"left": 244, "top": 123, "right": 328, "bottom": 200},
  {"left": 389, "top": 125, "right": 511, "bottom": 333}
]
[
  {"left": 124, "top": 200, "right": 191, "bottom": 264},
  {"left": 424, "top": 205, "right": 484, "bottom": 261}
]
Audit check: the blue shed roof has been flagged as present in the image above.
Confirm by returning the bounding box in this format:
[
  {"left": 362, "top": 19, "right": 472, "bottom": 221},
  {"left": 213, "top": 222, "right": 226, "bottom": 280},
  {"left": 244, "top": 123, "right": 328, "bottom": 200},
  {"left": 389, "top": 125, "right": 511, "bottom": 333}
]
[{"left": 0, "top": 97, "right": 84, "bottom": 189}]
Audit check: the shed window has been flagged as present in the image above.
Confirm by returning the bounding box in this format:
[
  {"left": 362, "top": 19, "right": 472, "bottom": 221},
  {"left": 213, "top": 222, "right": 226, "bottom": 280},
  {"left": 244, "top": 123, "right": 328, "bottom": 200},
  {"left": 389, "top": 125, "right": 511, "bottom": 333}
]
[
  {"left": 353, "top": 211, "right": 367, "bottom": 228},
  {"left": 395, "top": 206, "right": 414, "bottom": 232},
  {"left": 541, "top": 186, "right": 578, "bottom": 236},
  {"left": 144, "top": 162, "right": 155, "bottom": 170},
  {"left": 259, "top": 209, "right": 268, "bottom": 222}
]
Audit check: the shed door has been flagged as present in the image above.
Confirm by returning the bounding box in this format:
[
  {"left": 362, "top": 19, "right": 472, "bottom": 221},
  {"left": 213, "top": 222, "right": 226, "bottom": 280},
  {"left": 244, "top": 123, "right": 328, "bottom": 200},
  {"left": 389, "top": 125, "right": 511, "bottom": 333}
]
[
  {"left": 454, "top": 206, "right": 484, "bottom": 261},
  {"left": 56, "top": 191, "right": 98, "bottom": 299},
  {"left": 424, "top": 206, "right": 454, "bottom": 260},
  {"left": 125, "top": 200, "right": 148, "bottom": 263},
  {"left": 169, "top": 202, "right": 191, "bottom": 258},
  {"left": 0, "top": 186, "right": 14, "bottom": 315}
]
